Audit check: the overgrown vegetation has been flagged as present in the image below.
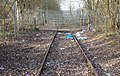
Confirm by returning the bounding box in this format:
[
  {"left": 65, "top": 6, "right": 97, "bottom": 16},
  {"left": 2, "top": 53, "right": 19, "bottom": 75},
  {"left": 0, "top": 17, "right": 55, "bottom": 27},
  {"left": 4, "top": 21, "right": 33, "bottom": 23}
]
[
  {"left": 0, "top": 0, "right": 120, "bottom": 40},
  {"left": 83, "top": 0, "right": 120, "bottom": 35},
  {"left": 0, "top": 0, "right": 60, "bottom": 40}
]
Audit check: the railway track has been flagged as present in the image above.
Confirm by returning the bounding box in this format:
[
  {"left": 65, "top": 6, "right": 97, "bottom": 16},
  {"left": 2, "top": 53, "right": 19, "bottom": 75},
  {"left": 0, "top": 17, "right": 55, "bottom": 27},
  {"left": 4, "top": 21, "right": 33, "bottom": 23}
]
[{"left": 38, "top": 31, "right": 98, "bottom": 76}]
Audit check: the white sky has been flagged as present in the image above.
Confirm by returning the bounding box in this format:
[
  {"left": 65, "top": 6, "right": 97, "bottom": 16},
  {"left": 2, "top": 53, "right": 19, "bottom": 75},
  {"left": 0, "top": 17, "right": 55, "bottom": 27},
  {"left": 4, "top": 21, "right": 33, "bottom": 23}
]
[{"left": 60, "top": 0, "right": 84, "bottom": 11}]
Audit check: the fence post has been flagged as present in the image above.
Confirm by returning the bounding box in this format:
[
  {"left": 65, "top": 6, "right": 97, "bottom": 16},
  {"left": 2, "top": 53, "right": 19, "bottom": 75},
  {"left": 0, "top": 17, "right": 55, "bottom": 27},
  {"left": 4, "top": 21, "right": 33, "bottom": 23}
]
[{"left": 13, "top": 1, "right": 17, "bottom": 39}]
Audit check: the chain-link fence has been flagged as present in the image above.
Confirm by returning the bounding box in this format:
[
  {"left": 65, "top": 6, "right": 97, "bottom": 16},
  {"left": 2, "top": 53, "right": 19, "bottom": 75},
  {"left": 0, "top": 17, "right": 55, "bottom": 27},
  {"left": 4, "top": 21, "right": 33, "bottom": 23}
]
[{"left": 0, "top": 0, "right": 87, "bottom": 41}]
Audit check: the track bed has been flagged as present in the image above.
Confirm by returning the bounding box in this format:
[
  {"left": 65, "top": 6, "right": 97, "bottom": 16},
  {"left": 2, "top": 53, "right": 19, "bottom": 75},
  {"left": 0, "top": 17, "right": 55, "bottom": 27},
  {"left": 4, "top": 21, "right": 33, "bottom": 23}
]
[{"left": 41, "top": 32, "right": 94, "bottom": 76}]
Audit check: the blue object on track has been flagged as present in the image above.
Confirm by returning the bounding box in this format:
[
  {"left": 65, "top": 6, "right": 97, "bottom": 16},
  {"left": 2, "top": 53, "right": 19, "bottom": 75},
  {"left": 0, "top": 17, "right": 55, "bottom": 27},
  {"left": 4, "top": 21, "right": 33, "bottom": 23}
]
[{"left": 67, "top": 33, "right": 73, "bottom": 39}]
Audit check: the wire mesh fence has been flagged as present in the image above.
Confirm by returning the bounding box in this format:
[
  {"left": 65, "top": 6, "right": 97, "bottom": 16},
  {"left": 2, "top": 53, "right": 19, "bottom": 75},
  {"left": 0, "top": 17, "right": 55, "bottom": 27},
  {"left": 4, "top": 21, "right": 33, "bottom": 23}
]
[{"left": 0, "top": 0, "right": 92, "bottom": 41}]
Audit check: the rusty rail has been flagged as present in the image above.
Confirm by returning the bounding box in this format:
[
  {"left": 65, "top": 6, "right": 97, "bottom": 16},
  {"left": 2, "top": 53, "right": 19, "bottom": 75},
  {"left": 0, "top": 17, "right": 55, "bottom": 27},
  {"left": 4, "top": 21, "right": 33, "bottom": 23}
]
[
  {"left": 37, "top": 30, "right": 98, "bottom": 76},
  {"left": 37, "top": 31, "right": 57, "bottom": 76},
  {"left": 73, "top": 36, "right": 99, "bottom": 76}
]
